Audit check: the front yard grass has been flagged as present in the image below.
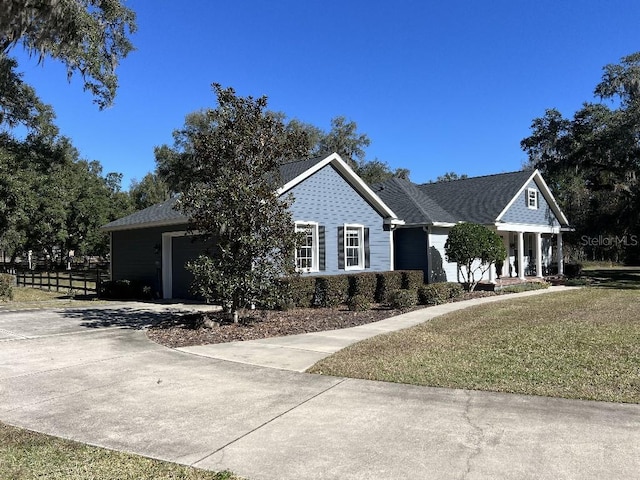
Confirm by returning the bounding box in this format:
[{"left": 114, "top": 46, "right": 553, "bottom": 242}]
[
  {"left": 0, "top": 422, "right": 241, "bottom": 480},
  {"left": 0, "top": 287, "right": 107, "bottom": 310},
  {"left": 308, "top": 288, "right": 640, "bottom": 403}
]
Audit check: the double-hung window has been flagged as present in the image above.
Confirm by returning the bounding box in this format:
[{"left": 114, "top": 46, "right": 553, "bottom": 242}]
[
  {"left": 344, "top": 224, "right": 364, "bottom": 270},
  {"left": 295, "top": 222, "right": 319, "bottom": 272},
  {"left": 527, "top": 188, "right": 539, "bottom": 209}
]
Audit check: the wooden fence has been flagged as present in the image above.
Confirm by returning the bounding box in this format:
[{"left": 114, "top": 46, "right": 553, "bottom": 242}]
[{"left": 14, "top": 268, "right": 110, "bottom": 296}]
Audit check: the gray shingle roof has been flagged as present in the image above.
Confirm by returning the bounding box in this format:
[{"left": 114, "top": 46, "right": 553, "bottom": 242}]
[
  {"left": 372, "top": 178, "right": 458, "bottom": 225},
  {"left": 374, "top": 170, "right": 534, "bottom": 225},
  {"left": 102, "top": 196, "right": 185, "bottom": 230},
  {"left": 418, "top": 171, "right": 533, "bottom": 224},
  {"left": 279, "top": 156, "right": 326, "bottom": 184},
  {"left": 102, "top": 156, "right": 329, "bottom": 231}
]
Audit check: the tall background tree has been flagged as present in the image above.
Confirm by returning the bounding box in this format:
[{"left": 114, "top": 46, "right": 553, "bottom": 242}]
[
  {"left": 156, "top": 110, "right": 409, "bottom": 192},
  {"left": 0, "top": 133, "right": 133, "bottom": 265},
  {"left": 1, "top": 0, "right": 136, "bottom": 120},
  {"left": 176, "top": 84, "right": 309, "bottom": 321},
  {"left": 0, "top": 0, "right": 136, "bottom": 266},
  {"left": 521, "top": 52, "right": 640, "bottom": 264}
]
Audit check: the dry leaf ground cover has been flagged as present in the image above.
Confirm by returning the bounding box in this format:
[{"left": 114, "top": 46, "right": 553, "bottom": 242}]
[
  {"left": 308, "top": 287, "right": 640, "bottom": 403},
  {"left": 146, "top": 305, "right": 418, "bottom": 348}
]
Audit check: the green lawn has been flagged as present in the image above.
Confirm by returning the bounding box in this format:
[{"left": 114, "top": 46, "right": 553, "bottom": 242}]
[
  {"left": 309, "top": 282, "right": 640, "bottom": 403},
  {"left": 0, "top": 422, "right": 241, "bottom": 480},
  {"left": 0, "top": 287, "right": 108, "bottom": 310}
]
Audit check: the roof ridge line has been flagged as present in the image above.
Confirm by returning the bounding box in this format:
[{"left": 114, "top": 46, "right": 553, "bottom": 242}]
[
  {"left": 396, "top": 178, "right": 437, "bottom": 222},
  {"left": 417, "top": 169, "right": 533, "bottom": 187}
]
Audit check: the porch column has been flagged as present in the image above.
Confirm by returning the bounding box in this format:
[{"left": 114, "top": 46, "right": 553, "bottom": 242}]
[
  {"left": 489, "top": 257, "right": 496, "bottom": 284},
  {"left": 161, "top": 233, "right": 172, "bottom": 299},
  {"left": 502, "top": 234, "right": 510, "bottom": 278},
  {"left": 557, "top": 232, "right": 564, "bottom": 275},
  {"left": 534, "top": 232, "right": 543, "bottom": 278},
  {"left": 517, "top": 231, "right": 525, "bottom": 280}
]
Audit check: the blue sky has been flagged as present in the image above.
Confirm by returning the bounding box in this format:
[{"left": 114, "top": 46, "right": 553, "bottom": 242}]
[{"left": 11, "top": 0, "right": 640, "bottom": 188}]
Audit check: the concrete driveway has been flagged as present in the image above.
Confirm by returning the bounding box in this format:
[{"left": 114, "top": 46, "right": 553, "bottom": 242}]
[{"left": 0, "top": 303, "right": 638, "bottom": 479}]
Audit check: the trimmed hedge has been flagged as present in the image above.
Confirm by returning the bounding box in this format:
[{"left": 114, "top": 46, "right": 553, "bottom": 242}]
[
  {"left": 401, "top": 270, "right": 424, "bottom": 290},
  {"left": 347, "top": 294, "right": 371, "bottom": 311},
  {"left": 315, "top": 275, "right": 349, "bottom": 308},
  {"left": 0, "top": 273, "right": 14, "bottom": 301},
  {"left": 387, "top": 288, "right": 418, "bottom": 309},
  {"left": 417, "top": 284, "right": 448, "bottom": 305},
  {"left": 276, "top": 271, "right": 448, "bottom": 309},
  {"left": 418, "top": 282, "right": 464, "bottom": 306},
  {"left": 347, "top": 272, "right": 377, "bottom": 303},
  {"left": 98, "top": 279, "right": 154, "bottom": 300},
  {"left": 375, "top": 271, "right": 403, "bottom": 302},
  {"left": 280, "top": 276, "right": 316, "bottom": 309}
]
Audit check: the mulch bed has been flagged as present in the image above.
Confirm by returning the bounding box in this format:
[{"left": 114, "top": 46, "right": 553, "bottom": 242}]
[
  {"left": 146, "top": 305, "right": 410, "bottom": 348},
  {"left": 147, "top": 291, "right": 498, "bottom": 348}
]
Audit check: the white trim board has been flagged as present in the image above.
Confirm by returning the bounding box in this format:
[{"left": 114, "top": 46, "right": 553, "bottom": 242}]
[{"left": 495, "top": 170, "right": 569, "bottom": 226}]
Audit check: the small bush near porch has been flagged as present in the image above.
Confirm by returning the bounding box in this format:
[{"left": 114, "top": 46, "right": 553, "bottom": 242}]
[{"left": 309, "top": 286, "right": 640, "bottom": 403}]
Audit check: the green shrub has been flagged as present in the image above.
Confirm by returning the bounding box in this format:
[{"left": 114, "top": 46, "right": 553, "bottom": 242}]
[
  {"left": 445, "top": 282, "right": 464, "bottom": 299},
  {"left": 387, "top": 289, "right": 417, "bottom": 310},
  {"left": 315, "top": 275, "right": 349, "bottom": 308},
  {"left": 499, "top": 282, "right": 550, "bottom": 294},
  {"left": 98, "top": 279, "right": 154, "bottom": 300},
  {"left": 347, "top": 294, "right": 371, "bottom": 311},
  {"left": 277, "top": 276, "right": 317, "bottom": 309},
  {"left": 564, "top": 263, "right": 583, "bottom": 278},
  {"left": 348, "top": 273, "right": 377, "bottom": 303},
  {"left": 417, "top": 282, "right": 464, "bottom": 306},
  {"left": 0, "top": 273, "right": 15, "bottom": 301},
  {"left": 375, "top": 271, "right": 403, "bottom": 302},
  {"left": 417, "top": 284, "right": 447, "bottom": 305},
  {"left": 401, "top": 270, "right": 424, "bottom": 290}
]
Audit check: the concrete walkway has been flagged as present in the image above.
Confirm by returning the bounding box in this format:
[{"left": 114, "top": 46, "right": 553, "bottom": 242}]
[
  {"left": 1, "top": 287, "right": 638, "bottom": 480},
  {"left": 178, "top": 286, "right": 578, "bottom": 372}
]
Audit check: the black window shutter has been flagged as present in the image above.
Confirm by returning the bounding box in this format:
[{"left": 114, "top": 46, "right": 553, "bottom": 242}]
[
  {"left": 364, "top": 227, "right": 370, "bottom": 268},
  {"left": 318, "top": 226, "right": 326, "bottom": 271},
  {"left": 338, "top": 226, "right": 345, "bottom": 270}
]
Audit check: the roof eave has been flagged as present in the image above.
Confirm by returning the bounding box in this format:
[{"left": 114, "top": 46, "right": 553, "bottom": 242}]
[{"left": 101, "top": 217, "right": 187, "bottom": 232}]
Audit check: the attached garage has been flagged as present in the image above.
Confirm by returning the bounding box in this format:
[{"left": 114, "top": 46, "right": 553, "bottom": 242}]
[{"left": 103, "top": 197, "right": 215, "bottom": 300}]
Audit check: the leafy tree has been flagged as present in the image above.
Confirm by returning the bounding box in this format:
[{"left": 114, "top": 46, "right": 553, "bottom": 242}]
[
  {"left": 433, "top": 172, "right": 468, "bottom": 182},
  {"left": 156, "top": 108, "right": 312, "bottom": 194},
  {"left": 176, "top": 84, "right": 309, "bottom": 321},
  {"left": 129, "top": 173, "right": 171, "bottom": 210},
  {"left": 0, "top": 133, "right": 131, "bottom": 264},
  {"left": 521, "top": 52, "right": 640, "bottom": 263},
  {"left": 156, "top": 108, "right": 409, "bottom": 191},
  {"left": 355, "top": 158, "right": 411, "bottom": 185},
  {"left": 0, "top": 56, "right": 58, "bottom": 136},
  {"left": 445, "top": 223, "right": 506, "bottom": 292},
  {"left": 1, "top": 0, "right": 137, "bottom": 111},
  {"left": 318, "top": 116, "right": 370, "bottom": 168}
]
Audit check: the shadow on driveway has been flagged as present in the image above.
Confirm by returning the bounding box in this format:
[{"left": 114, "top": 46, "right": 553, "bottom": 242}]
[{"left": 58, "top": 305, "right": 206, "bottom": 330}]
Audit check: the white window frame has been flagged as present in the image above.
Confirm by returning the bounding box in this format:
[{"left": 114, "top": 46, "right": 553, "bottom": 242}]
[
  {"left": 295, "top": 221, "right": 319, "bottom": 273},
  {"left": 344, "top": 223, "right": 365, "bottom": 271},
  {"left": 527, "top": 188, "right": 539, "bottom": 209}
]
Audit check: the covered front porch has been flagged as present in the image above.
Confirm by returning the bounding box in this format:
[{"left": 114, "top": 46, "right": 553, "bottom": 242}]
[{"left": 491, "top": 225, "right": 568, "bottom": 282}]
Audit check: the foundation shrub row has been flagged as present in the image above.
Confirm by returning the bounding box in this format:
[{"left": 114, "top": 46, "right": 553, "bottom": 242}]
[{"left": 281, "top": 271, "right": 463, "bottom": 311}]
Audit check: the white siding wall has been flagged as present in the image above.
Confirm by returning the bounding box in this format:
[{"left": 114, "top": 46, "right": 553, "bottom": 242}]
[{"left": 427, "top": 228, "right": 459, "bottom": 283}]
